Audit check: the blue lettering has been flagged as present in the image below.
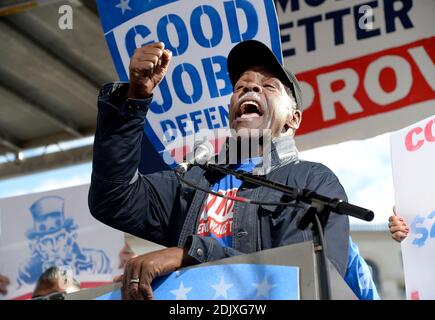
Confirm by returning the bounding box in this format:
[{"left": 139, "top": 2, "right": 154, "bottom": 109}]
[
  {"left": 204, "top": 107, "right": 214, "bottom": 129},
  {"left": 354, "top": 1, "right": 381, "bottom": 40},
  {"left": 224, "top": 0, "right": 258, "bottom": 43},
  {"left": 189, "top": 110, "right": 203, "bottom": 132},
  {"left": 150, "top": 77, "right": 173, "bottom": 114},
  {"left": 325, "top": 8, "right": 351, "bottom": 46},
  {"left": 191, "top": 5, "right": 223, "bottom": 48},
  {"left": 172, "top": 63, "right": 203, "bottom": 104},
  {"left": 157, "top": 14, "right": 189, "bottom": 56},
  {"left": 125, "top": 25, "right": 153, "bottom": 58},
  {"left": 219, "top": 105, "right": 229, "bottom": 128},
  {"left": 202, "top": 58, "right": 218, "bottom": 98},
  {"left": 384, "top": 0, "right": 414, "bottom": 33},
  {"left": 411, "top": 215, "right": 428, "bottom": 248},
  {"left": 297, "top": 15, "right": 322, "bottom": 52},
  {"left": 160, "top": 119, "right": 177, "bottom": 143},
  {"left": 202, "top": 56, "right": 232, "bottom": 99},
  {"left": 428, "top": 210, "right": 435, "bottom": 238},
  {"left": 160, "top": 106, "right": 228, "bottom": 137},
  {"left": 175, "top": 113, "right": 192, "bottom": 136},
  {"left": 204, "top": 106, "right": 220, "bottom": 129}
]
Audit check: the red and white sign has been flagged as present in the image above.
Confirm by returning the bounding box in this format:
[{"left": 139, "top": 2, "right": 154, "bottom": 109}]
[{"left": 275, "top": 0, "right": 435, "bottom": 149}]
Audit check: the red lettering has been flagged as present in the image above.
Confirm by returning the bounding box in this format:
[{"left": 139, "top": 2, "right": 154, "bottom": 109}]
[
  {"left": 205, "top": 194, "right": 218, "bottom": 212},
  {"left": 424, "top": 119, "right": 435, "bottom": 142},
  {"left": 214, "top": 189, "right": 237, "bottom": 216},
  {"left": 405, "top": 127, "right": 424, "bottom": 152},
  {"left": 296, "top": 37, "right": 435, "bottom": 135},
  {"left": 405, "top": 118, "right": 435, "bottom": 152}
]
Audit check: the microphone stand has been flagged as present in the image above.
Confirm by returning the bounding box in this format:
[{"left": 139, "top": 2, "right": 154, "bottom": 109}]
[{"left": 198, "top": 162, "right": 374, "bottom": 300}]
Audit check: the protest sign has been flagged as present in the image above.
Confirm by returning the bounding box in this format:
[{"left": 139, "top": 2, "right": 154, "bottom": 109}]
[{"left": 391, "top": 115, "right": 435, "bottom": 299}]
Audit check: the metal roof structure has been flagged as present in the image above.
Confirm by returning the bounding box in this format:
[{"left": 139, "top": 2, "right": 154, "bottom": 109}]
[{"left": 0, "top": 1, "right": 116, "bottom": 180}]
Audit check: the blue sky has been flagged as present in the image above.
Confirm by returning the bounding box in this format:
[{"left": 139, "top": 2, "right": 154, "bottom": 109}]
[
  {"left": 300, "top": 133, "right": 394, "bottom": 228},
  {"left": 0, "top": 133, "right": 393, "bottom": 228}
]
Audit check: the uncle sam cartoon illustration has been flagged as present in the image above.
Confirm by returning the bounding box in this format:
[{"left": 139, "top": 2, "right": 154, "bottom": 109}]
[{"left": 18, "top": 196, "right": 111, "bottom": 285}]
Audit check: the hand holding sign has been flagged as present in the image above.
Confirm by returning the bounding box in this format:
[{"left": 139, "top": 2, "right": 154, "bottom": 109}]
[
  {"left": 127, "top": 42, "right": 172, "bottom": 99},
  {"left": 388, "top": 206, "right": 409, "bottom": 243}
]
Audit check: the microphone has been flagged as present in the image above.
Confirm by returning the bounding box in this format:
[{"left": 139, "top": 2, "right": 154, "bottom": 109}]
[
  {"left": 333, "top": 200, "right": 374, "bottom": 221},
  {"left": 175, "top": 141, "right": 215, "bottom": 174},
  {"left": 298, "top": 189, "right": 374, "bottom": 222}
]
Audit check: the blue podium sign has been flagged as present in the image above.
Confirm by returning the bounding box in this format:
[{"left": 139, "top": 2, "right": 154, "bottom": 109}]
[{"left": 96, "top": 264, "right": 299, "bottom": 300}]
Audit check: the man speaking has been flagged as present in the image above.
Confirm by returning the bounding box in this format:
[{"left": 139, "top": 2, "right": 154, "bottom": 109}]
[{"left": 89, "top": 40, "right": 350, "bottom": 300}]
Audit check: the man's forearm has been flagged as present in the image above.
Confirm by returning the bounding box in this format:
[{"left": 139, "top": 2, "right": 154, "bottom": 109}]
[
  {"left": 89, "top": 83, "right": 155, "bottom": 237},
  {"left": 92, "top": 83, "right": 151, "bottom": 182}
]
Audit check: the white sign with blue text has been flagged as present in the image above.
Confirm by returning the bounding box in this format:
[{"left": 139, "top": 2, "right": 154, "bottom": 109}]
[
  {"left": 391, "top": 115, "right": 435, "bottom": 300},
  {"left": 0, "top": 184, "right": 124, "bottom": 300},
  {"left": 97, "top": 0, "right": 282, "bottom": 166}
]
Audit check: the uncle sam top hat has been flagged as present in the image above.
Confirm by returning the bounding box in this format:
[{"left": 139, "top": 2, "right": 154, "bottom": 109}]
[{"left": 27, "top": 196, "right": 75, "bottom": 240}]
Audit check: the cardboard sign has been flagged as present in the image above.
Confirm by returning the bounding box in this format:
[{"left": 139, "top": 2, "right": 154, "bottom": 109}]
[
  {"left": 276, "top": 0, "right": 435, "bottom": 150},
  {"left": 391, "top": 115, "right": 435, "bottom": 300},
  {"left": 97, "top": 0, "right": 282, "bottom": 167},
  {"left": 0, "top": 184, "right": 124, "bottom": 300}
]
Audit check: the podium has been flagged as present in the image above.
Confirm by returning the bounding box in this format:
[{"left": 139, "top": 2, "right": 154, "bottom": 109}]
[{"left": 65, "top": 240, "right": 356, "bottom": 300}]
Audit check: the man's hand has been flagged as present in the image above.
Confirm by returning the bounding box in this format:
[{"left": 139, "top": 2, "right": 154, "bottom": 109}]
[
  {"left": 0, "top": 274, "right": 10, "bottom": 295},
  {"left": 121, "top": 247, "right": 196, "bottom": 300},
  {"left": 388, "top": 206, "right": 409, "bottom": 242},
  {"left": 127, "top": 42, "right": 172, "bottom": 99}
]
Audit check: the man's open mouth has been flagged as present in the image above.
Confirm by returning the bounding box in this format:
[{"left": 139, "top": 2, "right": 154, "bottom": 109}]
[{"left": 236, "top": 100, "right": 264, "bottom": 119}]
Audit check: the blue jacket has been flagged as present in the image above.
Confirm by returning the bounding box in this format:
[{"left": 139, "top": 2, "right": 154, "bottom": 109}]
[{"left": 89, "top": 83, "right": 350, "bottom": 277}]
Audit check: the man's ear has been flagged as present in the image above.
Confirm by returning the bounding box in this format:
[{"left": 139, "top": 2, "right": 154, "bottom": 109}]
[{"left": 286, "top": 109, "right": 302, "bottom": 131}]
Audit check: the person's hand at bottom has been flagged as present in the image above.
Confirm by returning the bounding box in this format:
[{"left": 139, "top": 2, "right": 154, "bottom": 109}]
[{"left": 121, "top": 247, "right": 196, "bottom": 300}]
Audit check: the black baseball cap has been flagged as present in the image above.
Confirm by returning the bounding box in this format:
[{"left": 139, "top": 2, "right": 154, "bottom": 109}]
[{"left": 227, "top": 40, "right": 302, "bottom": 109}]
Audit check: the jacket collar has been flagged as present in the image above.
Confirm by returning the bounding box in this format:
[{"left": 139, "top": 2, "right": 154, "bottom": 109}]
[{"left": 253, "top": 134, "right": 299, "bottom": 175}]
